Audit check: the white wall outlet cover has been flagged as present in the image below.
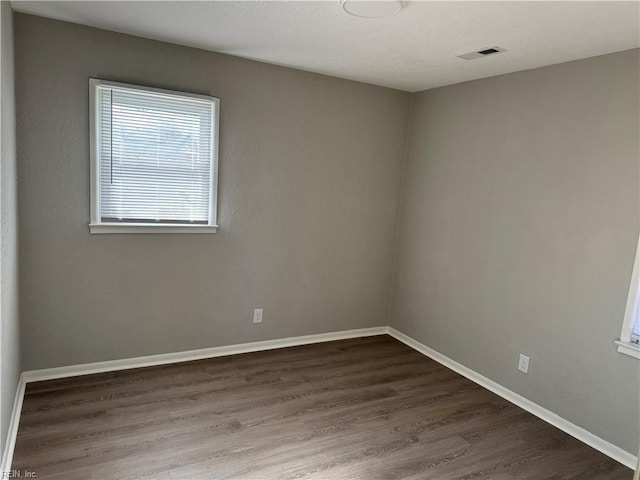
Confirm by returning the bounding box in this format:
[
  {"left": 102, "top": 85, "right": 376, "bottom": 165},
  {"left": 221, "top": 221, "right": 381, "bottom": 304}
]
[
  {"left": 518, "top": 354, "right": 530, "bottom": 374},
  {"left": 253, "top": 309, "right": 263, "bottom": 323}
]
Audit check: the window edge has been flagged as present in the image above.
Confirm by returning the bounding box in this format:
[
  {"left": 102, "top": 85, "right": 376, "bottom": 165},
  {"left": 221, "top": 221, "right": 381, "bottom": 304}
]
[
  {"left": 614, "top": 340, "right": 640, "bottom": 360},
  {"left": 616, "top": 234, "right": 640, "bottom": 358},
  {"left": 89, "top": 223, "right": 218, "bottom": 234}
]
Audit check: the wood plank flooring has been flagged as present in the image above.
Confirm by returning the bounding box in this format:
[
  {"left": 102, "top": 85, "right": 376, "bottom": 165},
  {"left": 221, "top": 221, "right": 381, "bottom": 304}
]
[{"left": 12, "top": 335, "right": 633, "bottom": 479}]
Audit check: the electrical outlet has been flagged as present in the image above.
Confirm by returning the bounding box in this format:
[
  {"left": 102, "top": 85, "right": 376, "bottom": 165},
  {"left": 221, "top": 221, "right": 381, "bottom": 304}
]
[
  {"left": 253, "top": 309, "right": 263, "bottom": 323},
  {"left": 518, "top": 354, "right": 530, "bottom": 374}
]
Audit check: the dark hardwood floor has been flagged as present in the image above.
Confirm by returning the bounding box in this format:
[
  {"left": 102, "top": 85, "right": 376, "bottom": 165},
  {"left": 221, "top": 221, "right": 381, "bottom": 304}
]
[{"left": 12, "top": 335, "right": 633, "bottom": 479}]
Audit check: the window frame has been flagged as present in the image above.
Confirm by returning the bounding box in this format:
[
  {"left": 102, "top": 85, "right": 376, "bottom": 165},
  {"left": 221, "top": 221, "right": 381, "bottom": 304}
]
[
  {"left": 88, "top": 79, "right": 220, "bottom": 234},
  {"left": 615, "top": 235, "right": 640, "bottom": 359}
]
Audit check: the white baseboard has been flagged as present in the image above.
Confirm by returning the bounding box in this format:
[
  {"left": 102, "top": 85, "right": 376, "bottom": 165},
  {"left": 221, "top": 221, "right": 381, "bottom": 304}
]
[
  {"left": 1, "top": 373, "right": 26, "bottom": 475},
  {"left": 387, "top": 327, "right": 638, "bottom": 470},
  {"left": 3, "top": 325, "right": 636, "bottom": 474},
  {"left": 22, "top": 326, "right": 390, "bottom": 383},
  {"left": 3, "top": 326, "right": 388, "bottom": 473}
]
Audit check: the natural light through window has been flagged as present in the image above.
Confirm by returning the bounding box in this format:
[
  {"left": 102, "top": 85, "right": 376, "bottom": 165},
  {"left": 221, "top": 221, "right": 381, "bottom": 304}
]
[
  {"left": 616, "top": 235, "right": 640, "bottom": 359},
  {"left": 89, "top": 79, "right": 219, "bottom": 233}
]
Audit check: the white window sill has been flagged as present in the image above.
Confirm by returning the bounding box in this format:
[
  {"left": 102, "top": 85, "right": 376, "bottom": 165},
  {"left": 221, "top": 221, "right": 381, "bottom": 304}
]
[
  {"left": 89, "top": 223, "right": 218, "bottom": 234},
  {"left": 614, "top": 339, "right": 640, "bottom": 359}
]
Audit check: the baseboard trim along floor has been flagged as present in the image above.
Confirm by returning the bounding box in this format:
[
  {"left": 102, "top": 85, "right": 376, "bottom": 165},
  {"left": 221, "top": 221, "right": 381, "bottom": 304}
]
[
  {"left": 0, "top": 373, "right": 26, "bottom": 476},
  {"left": 386, "top": 327, "right": 637, "bottom": 470},
  {"left": 1, "top": 326, "right": 387, "bottom": 474},
  {"left": 2, "top": 326, "right": 637, "bottom": 473},
  {"left": 21, "top": 327, "right": 389, "bottom": 383}
]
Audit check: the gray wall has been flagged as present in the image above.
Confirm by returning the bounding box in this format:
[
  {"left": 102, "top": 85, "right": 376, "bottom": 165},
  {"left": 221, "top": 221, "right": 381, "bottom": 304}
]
[
  {"left": 0, "top": 1, "right": 19, "bottom": 458},
  {"left": 391, "top": 49, "right": 640, "bottom": 454},
  {"left": 15, "top": 13, "right": 411, "bottom": 370}
]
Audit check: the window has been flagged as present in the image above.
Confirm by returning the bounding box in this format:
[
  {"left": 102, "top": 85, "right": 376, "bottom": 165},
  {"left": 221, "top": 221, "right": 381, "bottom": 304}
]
[
  {"left": 89, "top": 79, "right": 219, "bottom": 233},
  {"left": 616, "top": 235, "right": 640, "bottom": 358}
]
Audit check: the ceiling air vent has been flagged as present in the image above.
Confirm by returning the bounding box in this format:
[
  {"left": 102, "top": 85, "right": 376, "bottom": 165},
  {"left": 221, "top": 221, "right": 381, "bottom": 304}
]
[{"left": 457, "top": 46, "right": 507, "bottom": 60}]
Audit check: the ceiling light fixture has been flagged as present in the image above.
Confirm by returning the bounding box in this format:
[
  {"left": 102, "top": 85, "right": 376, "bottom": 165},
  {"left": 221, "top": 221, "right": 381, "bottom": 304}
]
[{"left": 341, "top": 0, "right": 404, "bottom": 18}]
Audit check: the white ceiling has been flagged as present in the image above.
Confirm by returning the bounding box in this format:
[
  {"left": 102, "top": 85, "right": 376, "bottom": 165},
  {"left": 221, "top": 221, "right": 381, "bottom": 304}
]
[{"left": 11, "top": 1, "right": 640, "bottom": 92}]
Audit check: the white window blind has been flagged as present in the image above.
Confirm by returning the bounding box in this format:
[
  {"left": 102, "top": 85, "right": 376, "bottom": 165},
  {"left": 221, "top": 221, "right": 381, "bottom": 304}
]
[
  {"left": 90, "top": 80, "right": 218, "bottom": 233},
  {"left": 632, "top": 296, "right": 640, "bottom": 341}
]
